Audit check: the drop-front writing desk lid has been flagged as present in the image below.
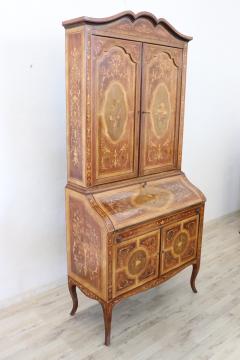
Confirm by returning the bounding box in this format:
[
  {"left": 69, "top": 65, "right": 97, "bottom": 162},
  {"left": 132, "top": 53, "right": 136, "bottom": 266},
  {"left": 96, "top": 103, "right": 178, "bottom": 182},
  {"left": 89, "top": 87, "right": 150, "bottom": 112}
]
[{"left": 93, "top": 174, "right": 205, "bottom": 230}]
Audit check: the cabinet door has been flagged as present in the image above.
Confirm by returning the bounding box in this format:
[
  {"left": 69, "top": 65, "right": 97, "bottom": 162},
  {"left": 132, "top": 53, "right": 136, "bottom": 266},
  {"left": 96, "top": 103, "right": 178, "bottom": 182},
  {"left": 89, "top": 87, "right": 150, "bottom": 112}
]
[
  {"left": 91, "top": 36, "right": 141, "bottom": 184},
  {"left": 113, "top": 230, "right": 160, "bottom": 297},
  {"left": 140, "top": 44, "right": 183, "bottom": 175},
  {"left": 161, "top": 215, "right": 199, "bottom": 274}
]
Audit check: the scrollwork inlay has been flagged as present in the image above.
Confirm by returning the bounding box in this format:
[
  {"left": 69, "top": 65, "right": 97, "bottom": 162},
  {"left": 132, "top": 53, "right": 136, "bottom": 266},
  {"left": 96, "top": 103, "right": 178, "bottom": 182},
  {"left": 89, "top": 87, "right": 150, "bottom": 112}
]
[
  {"left": 94, "top": 39, "right": 139, "bottom": 178},
  {"left": 70, "top": 197, "right": 101, "bottom": 291},
  {"left": 69, "top": 47, "right": 81, "bottom": 168}
]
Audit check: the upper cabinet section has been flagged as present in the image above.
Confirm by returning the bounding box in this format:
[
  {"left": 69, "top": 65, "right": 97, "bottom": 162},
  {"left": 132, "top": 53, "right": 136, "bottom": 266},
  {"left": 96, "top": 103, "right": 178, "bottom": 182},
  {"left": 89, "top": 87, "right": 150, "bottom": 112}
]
[{"left": 63, "top": 12, "right": 192, "bottom": 188}]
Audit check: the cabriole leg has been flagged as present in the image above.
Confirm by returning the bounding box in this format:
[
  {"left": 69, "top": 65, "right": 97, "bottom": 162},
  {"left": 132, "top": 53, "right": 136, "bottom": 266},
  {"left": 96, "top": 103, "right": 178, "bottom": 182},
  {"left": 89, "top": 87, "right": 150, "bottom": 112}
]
[
  {"left": 101, "top": 302, "right": 113, "bottom": 346},
  {"left": 68, "top": 278, "right": 78, "bottom": 316},
  {"left": 190, "top": 263, "right": 200, "bottom": 293}
]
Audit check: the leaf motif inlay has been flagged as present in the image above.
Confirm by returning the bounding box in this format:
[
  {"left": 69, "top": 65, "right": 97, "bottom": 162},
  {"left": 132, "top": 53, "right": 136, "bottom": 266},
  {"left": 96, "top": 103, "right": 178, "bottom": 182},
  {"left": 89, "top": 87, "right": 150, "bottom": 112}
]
[{"left": 69, "top": 47, "right": 81, "bottom": 168}]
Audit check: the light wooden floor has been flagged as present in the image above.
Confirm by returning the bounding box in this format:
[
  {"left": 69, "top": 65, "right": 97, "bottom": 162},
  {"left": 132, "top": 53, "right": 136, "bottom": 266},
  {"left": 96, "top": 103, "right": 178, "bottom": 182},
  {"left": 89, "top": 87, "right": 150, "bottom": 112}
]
[{"left": 1, "top": 212, "right": 240, "bottom": 360}]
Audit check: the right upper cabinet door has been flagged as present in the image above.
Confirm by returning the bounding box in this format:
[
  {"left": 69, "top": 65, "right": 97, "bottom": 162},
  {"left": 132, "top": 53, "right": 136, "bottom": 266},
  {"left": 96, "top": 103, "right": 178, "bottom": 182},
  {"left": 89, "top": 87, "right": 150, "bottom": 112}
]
[{"left": 140, "top": 44, "right": 183, "bottom": 175}]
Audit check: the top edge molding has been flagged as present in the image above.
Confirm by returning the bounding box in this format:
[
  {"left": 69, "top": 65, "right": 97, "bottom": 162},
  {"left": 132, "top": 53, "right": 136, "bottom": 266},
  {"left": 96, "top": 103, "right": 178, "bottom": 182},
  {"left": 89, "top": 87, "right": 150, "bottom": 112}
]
[{"left": 62, "top": 10, "right": 193, "bottom": 41}]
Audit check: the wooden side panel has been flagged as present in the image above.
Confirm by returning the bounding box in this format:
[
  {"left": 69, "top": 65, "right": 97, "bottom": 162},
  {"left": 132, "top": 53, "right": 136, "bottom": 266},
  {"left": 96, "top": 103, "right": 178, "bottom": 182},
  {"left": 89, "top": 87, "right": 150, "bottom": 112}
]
[
  {"left": 66, "top": 30, "right": 86, "bottom": 186},
  {"left": 113, "top": 230, "right": 160, "bottom": 297},
  {"left": 66, "top": 189, "right": 107, "bottom": 300},
  {"left": 161, "top": 215, "right": 199, "bottom": 274},
  {"left": 140, "top": 44, "right": 183, "bottom": 175},
  {"left": 91, "top": 36, "right": 141, "bottom": 184}
]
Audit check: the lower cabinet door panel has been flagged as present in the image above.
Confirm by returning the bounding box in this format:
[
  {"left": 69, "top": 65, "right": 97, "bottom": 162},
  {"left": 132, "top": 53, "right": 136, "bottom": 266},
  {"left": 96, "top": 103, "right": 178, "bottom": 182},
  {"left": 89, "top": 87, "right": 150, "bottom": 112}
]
[
  {"left": 161, "top": 215, "right": 199, "bottom": 274},
  {"left": 113, "top": 230, "right": 160, "bottom": 297}
]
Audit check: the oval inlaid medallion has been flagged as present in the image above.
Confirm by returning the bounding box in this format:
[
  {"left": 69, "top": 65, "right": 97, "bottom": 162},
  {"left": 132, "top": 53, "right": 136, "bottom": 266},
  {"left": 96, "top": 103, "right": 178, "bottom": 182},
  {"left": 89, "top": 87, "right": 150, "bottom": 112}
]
[
  {"left": 103, "top": 82, "right": 127, "bottom": 142},
  {"left": 173, "top": 232, "right": 188, "bottom": 255},
  {"left": 151, "top": 83, "right": 171, "bottom": 138},
  {"left": 132, "top": 187, "right": 172, "bottom": 209},
  {"left": 128, "top": 250, "right": 147, "bottom": 275}
]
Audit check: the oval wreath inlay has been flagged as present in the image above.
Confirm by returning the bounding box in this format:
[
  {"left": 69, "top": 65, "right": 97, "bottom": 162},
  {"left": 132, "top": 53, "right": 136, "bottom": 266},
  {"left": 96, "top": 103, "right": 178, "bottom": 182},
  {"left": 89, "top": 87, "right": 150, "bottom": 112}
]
[
  {"left": 173, "top": 232, "right": 188, "bottom": 255},
  {"left": 103, "top": 82, "right": 127, "bottom": 142},
  {"left": 128, "top": 250, "right": 147, "bottom": 275},
  {"left": 132, "top": 187, "right": 172, "bottom": 209},
  {"left": 151, "top": 82, "right": 171, "bottom": 138}
]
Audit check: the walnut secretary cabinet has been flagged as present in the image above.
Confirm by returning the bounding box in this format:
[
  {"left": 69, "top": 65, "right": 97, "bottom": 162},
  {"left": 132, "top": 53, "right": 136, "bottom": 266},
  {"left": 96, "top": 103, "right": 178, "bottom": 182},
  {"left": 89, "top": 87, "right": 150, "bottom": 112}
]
[{"left": 63, "top": 11, "right": 206, "bottom": 346}]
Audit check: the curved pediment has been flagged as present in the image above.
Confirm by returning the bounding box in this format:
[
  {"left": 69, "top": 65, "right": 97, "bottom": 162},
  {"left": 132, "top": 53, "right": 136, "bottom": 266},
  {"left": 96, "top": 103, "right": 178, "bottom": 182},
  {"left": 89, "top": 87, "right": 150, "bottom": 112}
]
[{"left": 62, "top": 11, "right": 192, "bottom": 42}]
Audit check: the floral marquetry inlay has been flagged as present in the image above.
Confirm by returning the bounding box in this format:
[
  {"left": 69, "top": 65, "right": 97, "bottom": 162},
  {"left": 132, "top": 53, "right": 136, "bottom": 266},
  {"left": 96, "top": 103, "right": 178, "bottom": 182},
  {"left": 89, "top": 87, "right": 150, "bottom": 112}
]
[
  {"left": 94, "top": 175, "right": 203, "bottom": 230},
  {"left": 128, "top": 250, "right": 147, "bottom": 275},
  {"left": 173, "top": 232, "right": 188, "bottom": 255},
  {"left": 67, "top": 32, "right": 83, "bottom": 182},
  {"left": 103, "top": 82, "right": 128, "bottom": 142},
  {"left": 70, "top": 47, "right": 81, "bottom": 167},
  {"left": 69, "top": 196, "right": 102, "bottom": 292},
  {"left": 92, "top": 36, "right": 141, "bottom": 182},
  {"left": 113, "top": 231, "right": 160, "bottom": 297},
  {"left": 151, "top": 83, "right": 171, "bottom": 138},
  {"left": 102, "top": 17, "right": 184, "bottom": 46},
  {"left": 140, "top": 45, "right": 182, "bottom": 175},
  {"left": 161, "top": 216, "right": 199, "bottom": 274},
  {"left": 132, "top": 186, "right": 172, "bottom": 209}
]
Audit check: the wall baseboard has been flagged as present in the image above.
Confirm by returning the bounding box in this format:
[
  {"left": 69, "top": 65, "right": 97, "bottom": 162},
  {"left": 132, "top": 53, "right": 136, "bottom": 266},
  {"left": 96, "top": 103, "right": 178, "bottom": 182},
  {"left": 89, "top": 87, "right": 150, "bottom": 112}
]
[
  {"left": 204, "top": 209, "right": 240, "bottom": 229},
  {"left": 0, "top": 277, "right": 66, "bottom": 310}
]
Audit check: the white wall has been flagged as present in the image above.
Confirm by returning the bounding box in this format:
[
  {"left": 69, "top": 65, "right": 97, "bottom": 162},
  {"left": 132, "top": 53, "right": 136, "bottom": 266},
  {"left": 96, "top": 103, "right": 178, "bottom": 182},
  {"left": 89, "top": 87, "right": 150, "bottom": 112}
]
[{"left": 0, "top": 0, "right": 240, "bottom": 304}]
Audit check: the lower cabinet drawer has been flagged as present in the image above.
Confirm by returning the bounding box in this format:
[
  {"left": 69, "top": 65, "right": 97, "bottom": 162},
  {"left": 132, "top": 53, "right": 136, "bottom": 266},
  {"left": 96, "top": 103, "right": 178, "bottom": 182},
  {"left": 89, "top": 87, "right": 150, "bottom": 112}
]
[
  {"left": 160, "top": 215, "right": 199, "bottom": 274},
  {"left": 112, "top": 230, "right": 160, "bottom": 297}
]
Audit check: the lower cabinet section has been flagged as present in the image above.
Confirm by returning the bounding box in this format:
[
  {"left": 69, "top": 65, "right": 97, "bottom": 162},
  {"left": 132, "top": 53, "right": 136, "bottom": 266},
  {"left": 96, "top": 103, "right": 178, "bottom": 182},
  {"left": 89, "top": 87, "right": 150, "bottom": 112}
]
[
  {"left": 113, "top": 214, "right": 199, "bottom": 298},
  {"left": 67, "top": 188, "right": 204, "bottom": 347},
  {"left": 113, "top": 231, "right": 160, "bottom": 297}
]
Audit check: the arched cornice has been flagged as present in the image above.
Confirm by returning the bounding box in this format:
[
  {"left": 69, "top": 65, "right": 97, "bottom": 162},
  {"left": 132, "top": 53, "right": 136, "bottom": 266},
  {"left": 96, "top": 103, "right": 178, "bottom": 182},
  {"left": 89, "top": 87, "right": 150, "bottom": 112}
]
[{"left": 62, "top": 10, "right": 192, "bottom": 42}]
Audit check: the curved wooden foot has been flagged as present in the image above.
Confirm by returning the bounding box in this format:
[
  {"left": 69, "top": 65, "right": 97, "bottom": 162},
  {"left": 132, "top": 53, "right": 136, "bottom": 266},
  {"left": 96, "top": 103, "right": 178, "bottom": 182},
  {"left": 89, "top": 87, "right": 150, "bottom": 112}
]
[
  {"left": 190, "top": 263, "right": 199, "bottom": 293},
  {"left": 101, "top": 302, "right": 113, "bottom": 346},
  {"left": 67, "top": 279, "right": 115, "bottom": 345},
  {"left": 68, "top": 279, "right": 78, "bottom": 316}
]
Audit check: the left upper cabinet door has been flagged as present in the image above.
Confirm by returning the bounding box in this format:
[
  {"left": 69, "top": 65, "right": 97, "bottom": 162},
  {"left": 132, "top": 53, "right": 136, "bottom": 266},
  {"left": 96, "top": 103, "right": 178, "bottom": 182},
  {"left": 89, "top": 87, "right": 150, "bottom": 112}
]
[{"left": 91, "top": 36, "right": 141, "bottom": 184}]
